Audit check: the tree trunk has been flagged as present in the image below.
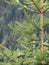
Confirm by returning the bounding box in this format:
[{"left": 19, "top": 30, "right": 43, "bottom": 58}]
[{"left": 39, "top": 0, "right": 44, "bottom": 53}]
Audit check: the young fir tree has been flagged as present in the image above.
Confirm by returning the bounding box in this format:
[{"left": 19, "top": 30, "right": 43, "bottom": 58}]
[{"left": 0, "top": 0, "right": 49, "bottom": 65}]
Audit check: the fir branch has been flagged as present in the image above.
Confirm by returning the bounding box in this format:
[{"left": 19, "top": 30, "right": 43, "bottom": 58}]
[
  {"left": 0, "top": 51, "right": 16, "bottom": 63},
  {"left": 24, "top": 10, "right": 40, "bottom": 30},
  {"left": 0, "top": 44, "right": 10, "bottom": 51},
  {"left": 24, "top": 6, "right": 38, "bottom": 13},
  {"left": 0, "top": 44, "right": 16, "bottom": 62},
  {"left": 43, "top": 7, "right": 49, "bottom": 13},
  {"left": 44, "top": 24, "right": 49, "bottom": 27},
  {"left": 31, "top": 0, "right": 41, "bottom": 13},
  {"left": 4, "top": 0, "right": 39, "bottom": 13}
]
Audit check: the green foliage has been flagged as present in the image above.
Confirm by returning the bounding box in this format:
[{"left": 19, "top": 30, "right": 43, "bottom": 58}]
[
  {"left": 8, "top": 12, "right": 49, "bottom": 65},
  {"left": 0, "top": 62, "right": 11, "bottom": 65},
  {"left": 0, "top": 0, "right": 49, "bottom": 65}
]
